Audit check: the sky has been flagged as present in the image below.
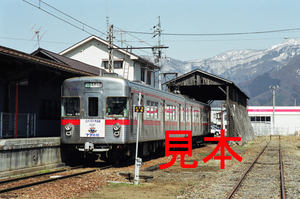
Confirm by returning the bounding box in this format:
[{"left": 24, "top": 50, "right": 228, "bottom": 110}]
[{"left": 1, "top": 0, "right": 300, "bottom": 61}]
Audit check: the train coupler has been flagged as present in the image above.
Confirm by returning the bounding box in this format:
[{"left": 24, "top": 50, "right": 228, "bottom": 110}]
[{"left": 84, "top": 142, "right": 94, "bottom": 157}]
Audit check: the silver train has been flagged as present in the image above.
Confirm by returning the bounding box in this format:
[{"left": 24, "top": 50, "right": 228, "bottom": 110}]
[{"left": 61, "top": 76, "right": 211, "bottom": 163}]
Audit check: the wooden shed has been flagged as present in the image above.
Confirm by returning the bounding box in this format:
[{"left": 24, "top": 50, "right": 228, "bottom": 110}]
[{"left": 163, "top": 69, "right": 255, "bottom": 142}]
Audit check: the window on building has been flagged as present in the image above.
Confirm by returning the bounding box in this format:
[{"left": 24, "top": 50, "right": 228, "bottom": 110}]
[
  {"left": 103, "top": 61, "right": 123, "bottom": 69},
  {"left": 147, "top": 71, "right": 151, "bottom": 85},
  {"left": 40, "top": 99, "right": 61, "bottom": 119},
  {"left": 250, "top": 116, "right": 271, "bottom": 122},
  {"left": 141, "top": 68, "right": 145, "bottom": 82}
]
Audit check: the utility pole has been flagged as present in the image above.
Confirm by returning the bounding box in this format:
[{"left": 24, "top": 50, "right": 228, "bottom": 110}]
[
  {"left": 107, "top": 24, "right": 114, "bottom": 73},
  {"left": 269, "top": 85, "right": 279, "bottom": 135},
  {"left": 152, "top": 16, "right": 163, "bottom": 90}
]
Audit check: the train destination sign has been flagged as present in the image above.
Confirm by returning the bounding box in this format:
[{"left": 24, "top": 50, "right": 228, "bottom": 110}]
[{"left": 84, "top": 82, "right": 103, "bottom": 88}]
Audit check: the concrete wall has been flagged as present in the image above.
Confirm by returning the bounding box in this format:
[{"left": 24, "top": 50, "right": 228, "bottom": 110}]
[{"left": 0, "top": 137, "right": 61, "bottom": 173}]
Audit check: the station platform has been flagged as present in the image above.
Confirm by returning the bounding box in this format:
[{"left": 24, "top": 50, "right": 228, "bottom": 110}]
[{"left": 0, "top": 137, "right": 63, "bottom": 176}]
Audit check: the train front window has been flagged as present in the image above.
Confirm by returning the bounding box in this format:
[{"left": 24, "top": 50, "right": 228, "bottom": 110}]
[
  {"left": 61, "top": 97, "right": 80, "bottom": 117},
  {"left": 106, "top": 97, "right": 129, "bottom": 118}
]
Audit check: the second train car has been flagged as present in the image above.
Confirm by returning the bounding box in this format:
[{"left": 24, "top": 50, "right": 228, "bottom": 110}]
[{"left": 61, "top": 75, "right": 211, "bottom": 163}]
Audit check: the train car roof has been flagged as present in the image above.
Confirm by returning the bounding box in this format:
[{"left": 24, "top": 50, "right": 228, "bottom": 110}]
[{"left": 63, "top": 76, "right": 210, "bottom": 108}]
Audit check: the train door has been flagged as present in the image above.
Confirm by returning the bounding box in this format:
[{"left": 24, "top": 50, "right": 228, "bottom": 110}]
[
  {"left": 130, "top": 93, "right": 134, "bottom": 136},
  {"left": 191, "top": 107, "right": 193, "bottom": 133},
  {"left": 182, "top": 103, "right": 186, "bottom": 130},
  {"left": 190, "top": 107, "right": 195, "bottom": 134},
  {"left": 141, "top": 96, "right": 144, "bottom": 137},
  {"left": 83, "top": 93, "right": 101, "bottom": 118},
  {"left": 199, "top": 108, "right": 203, "bottom": 134},
  {"left": 161, "top": 100, "right": 165, "bottom": 135},
  {"left": 186, "top": 106, "right": 190, "bottom": 131},
  {"left": 81, "top": 92, "right": 105, "bottom": 138},
  {"left": 178, "top": 104, "right": 181, "bottom": 130}
]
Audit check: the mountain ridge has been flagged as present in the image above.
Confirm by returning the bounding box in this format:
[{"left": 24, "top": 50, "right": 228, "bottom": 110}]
[{"left": 144, "top": 39, "right": 300, "bottom": 106}]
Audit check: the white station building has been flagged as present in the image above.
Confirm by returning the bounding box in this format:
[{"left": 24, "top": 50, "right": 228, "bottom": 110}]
[{"left": 248, "top": 106, "right": 300, "bottom": 136}]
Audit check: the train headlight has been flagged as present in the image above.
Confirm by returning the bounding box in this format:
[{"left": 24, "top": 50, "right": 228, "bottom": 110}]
[
  {"left": 65, "top": 123, "right": 73, "bottom": 131},
  {"left": 113, "top": 123, "right": 121, "bottom": 137},
  {"left": 113, "top": 123, "right": 121, "bottom": 131},
  {"left": 66, "top": 131, "right": 72, "bottom": 137}
]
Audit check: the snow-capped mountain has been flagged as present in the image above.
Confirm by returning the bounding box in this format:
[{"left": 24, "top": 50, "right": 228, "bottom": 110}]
[
  {"left": 187, "top": 39, "right": 300, "bottom": 84},
  {"left": 144, "top": 39, "right": 300, "bottom": 105}
]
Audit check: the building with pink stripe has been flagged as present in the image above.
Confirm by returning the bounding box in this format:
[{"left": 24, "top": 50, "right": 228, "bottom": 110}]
[{"left": 248, "top": 106, "right": 300, "bottom": 136}]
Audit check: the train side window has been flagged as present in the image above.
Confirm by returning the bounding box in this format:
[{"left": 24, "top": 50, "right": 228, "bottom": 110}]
[
  {"left": 186, "top": 108, "right": 190, "bottom": 122},
  {"left": 151, "top": 102, "right": 155, "bottom": 118},
  {"left": 172, "top": 106, "right": 176, "bottom": 121},
  {"left": 165, "top": 104, "right": 170, "bottom": 120},
  {"left": 146, "top": 100, "right": 151, "bottom": 118},
  {"left": 169, "top": 105, "right": 173, "bottom": 120},
  {"left": 154, "top": 102, "right": 158, "bottom": 119},
  {"left": 165, "top": 104, "right": 176, "bottom": 121},
  {"left": 146, "top": 101, "right": 158, "bottom": 119},
  {"left": 88, "top": 97, "right": 98, "bottom": 116},
  {"left": 193, "top": 109, "right": 200, "bottom": 122},
  {"left": 181, "top": 107, "right": 185, "bottom": 122},
  {"left": 106, "top": 97, "right": 129, "bottom": 118},
  {"left": 202, "top": 112, "right": 208, "bottom": 123}
]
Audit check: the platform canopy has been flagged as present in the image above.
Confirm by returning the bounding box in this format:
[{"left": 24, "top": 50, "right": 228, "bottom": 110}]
[{"left": 163, "top": 69, "right": 255, "bottom": 142}]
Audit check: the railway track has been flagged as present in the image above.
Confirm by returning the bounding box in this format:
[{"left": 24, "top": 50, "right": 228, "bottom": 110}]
[
  {"left": 226, "top": 135, "right": 286, "bottom": 199},
  {"left": 0, "top": 165, "right": 112, "bottom": 195}
]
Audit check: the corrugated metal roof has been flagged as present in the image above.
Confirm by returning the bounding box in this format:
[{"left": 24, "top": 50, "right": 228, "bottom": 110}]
[{"left": 0, "top": 46, "right": 100, "bottom": 76}]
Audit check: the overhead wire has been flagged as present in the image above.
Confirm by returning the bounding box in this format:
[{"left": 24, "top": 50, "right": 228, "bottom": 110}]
[
  {"left": 117, "top": 28, "right": 300, "bottom": 36},
  {"left": 21, "top": 0, "right": 300, "bottom": 59},
  {"left": 0, "top": 36, "right": 73, "bottom": 45},
  {"left": 113, "top": 26, "right": 156, "bottom": 55},
  {"left": 22, "top": 0, "right": 107, "bottom": 37},
  {"left": 22, "top": 0, "right": 157, "bottom": 56}
]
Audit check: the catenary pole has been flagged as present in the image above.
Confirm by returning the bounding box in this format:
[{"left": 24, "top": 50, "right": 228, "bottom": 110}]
[
  {"left": 269, "top": 85, "right": 279, "bottom": 135},
  {"left": 134, "top": 92, "right": 142, "bottom": 185}
]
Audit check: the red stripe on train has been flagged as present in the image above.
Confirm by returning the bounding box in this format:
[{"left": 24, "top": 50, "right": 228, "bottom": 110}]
[
  {"left": 61, "top": 119, "right": 130, "bottom": 126},
  {"left": 105, "top": 119, "right": 130, "bottom": 125},
  {"left": 61, "top": 119, "right": 207, "bottom": 127},
  {"left": 61, "top": 119, "right": 80, "bottom": 125}
]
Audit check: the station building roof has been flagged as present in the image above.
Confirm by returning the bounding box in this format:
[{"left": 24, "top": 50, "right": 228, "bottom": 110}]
[{"left": 0, "top": 45, "right": 103, "bottom": 77}]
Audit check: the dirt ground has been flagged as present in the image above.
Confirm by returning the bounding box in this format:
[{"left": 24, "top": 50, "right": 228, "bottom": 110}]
[{"left": 79, "top": 136, "right": 299, "bottom": 199}]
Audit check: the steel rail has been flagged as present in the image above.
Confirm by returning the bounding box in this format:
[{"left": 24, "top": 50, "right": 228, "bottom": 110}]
[
  {"left": 279, "top": 136, "right": 286, "bottom": 199},
  {"left": 0, "top": 165, "right": 84, "bottom": 185},
  {"left": 225, "top": 136, "right": 272, "bottom": 199},
  {"left": 0, "top": 165, "right": 112, "bottom": 194}
]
